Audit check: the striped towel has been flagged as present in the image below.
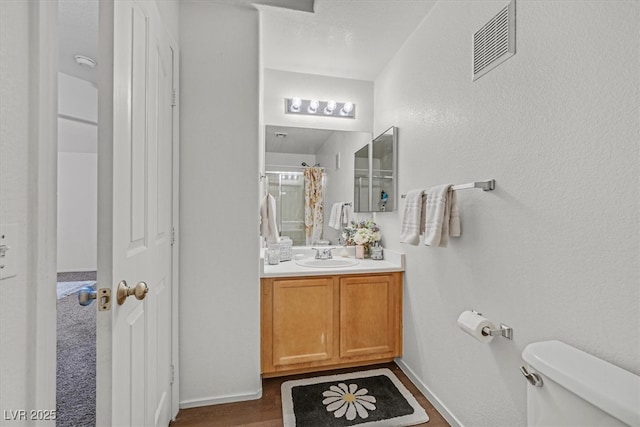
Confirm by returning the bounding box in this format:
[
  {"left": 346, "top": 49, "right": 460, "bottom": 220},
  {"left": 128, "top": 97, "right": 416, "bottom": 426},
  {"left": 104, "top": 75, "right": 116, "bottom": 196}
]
[
  {"left": 399, "top": 190, "right": 426, "bottom": 245},
  {"left": 424, "top": 184, "right": 460, "bottom": 247},
  {"left": 328, "top": 203, "right": 342, "bottom": 229}
]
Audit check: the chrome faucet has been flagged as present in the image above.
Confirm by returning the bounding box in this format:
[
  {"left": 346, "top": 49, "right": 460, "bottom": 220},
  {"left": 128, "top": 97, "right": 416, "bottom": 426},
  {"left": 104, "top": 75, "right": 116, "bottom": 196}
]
[{"left": 311, "top": 247, "right": 335, "bottom": 260}]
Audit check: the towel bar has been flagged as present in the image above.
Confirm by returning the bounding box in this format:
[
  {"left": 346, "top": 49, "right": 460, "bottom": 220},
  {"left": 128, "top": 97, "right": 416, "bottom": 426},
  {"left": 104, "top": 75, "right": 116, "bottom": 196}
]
[{"left": 401, "top": 179, "right": 495, "bottom": 198}]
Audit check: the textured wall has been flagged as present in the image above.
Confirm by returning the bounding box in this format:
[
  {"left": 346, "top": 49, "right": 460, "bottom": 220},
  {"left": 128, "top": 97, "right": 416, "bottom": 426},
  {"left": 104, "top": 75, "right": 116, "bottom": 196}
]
[
  {"left": 179, "top": 1, "right": 262, "bottom": 407},
  {"left": 373, "top": 1, "right": 639, "bottom": 425}
]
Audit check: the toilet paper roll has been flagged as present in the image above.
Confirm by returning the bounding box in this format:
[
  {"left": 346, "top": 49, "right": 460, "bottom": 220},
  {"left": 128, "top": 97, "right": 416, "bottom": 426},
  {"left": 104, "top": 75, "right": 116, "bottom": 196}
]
[{"left": 457, "top": 311, "right": 496, "bottom": 343}]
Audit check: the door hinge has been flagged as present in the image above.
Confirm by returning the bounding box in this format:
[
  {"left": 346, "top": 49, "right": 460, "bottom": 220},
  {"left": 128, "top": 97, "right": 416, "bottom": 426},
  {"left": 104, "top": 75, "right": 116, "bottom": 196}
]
[
  {"left": 171, "top": 227, "right": 176, "bottom": 246},
  {"left": 172, "top": 88, "right": 177, "bottom": 107},
  {"left": 170, "top": 364, "right": 175, "bottom": 385}
]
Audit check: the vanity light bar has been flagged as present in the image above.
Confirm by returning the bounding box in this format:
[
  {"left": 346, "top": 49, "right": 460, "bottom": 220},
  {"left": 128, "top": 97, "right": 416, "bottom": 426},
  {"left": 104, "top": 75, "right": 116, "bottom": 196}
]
[{"left": 285, "top": 98, "right": 356, "bottom": 119}]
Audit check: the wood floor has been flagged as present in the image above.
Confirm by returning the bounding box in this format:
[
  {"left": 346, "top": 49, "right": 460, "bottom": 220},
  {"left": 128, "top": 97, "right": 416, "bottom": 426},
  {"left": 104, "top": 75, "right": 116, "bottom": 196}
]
[{"left": 170, "top": 362, "right": 450, "bottom": 427}]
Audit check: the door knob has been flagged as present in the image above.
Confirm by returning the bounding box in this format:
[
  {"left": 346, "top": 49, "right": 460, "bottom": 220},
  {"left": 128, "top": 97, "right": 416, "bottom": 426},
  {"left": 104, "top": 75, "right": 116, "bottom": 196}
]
[
  {"left": 117, "top": 280, "right": 149, "bottom": 305},
  {"left": 78, "top": 286, "right": 97, "bottom": 306}
]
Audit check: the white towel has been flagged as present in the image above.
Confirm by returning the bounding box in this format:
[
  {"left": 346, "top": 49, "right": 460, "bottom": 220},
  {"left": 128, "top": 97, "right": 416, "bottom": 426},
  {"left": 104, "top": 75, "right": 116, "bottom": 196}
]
[
  {"left": 260, "top": 193, "right": 280, "bottom": 243},
  {"left": 399, "top": 189, "right": 426, "bottom": 245},
  {"left": 340, "top": 204, "right": 353, "bottom": 227},
  {"left": 424, "top": 184, "right": 460, "bottom": 247},
  {"left": 450, "top": 192, "right": 460, "bottom": 237},
  {"left": 328, "top": 203, "right": 342, "bottom": 229}
]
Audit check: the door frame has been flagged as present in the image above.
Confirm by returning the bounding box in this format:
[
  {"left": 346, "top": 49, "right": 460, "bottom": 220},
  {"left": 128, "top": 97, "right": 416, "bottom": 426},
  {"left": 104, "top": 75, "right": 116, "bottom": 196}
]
[
  {"left": 32, "top": 0, "right": 181, "bottom": 420},
  {"left": 169, "top": 34, "right": 181, "bottom": 421},
  {"left": 32, "top": 0, "right": 59, "bottom": 418}
]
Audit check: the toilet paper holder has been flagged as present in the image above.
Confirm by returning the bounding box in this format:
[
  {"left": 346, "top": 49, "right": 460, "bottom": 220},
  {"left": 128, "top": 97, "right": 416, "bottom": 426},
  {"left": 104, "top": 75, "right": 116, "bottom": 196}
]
[{"left": 472, "top": 311, "right": 513, "bottom": 340}]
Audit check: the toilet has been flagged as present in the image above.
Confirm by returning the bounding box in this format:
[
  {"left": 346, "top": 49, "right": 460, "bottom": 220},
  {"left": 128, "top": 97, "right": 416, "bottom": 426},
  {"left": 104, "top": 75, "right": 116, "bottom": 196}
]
[{"left": 522, "top": 340, "right": 640, "bottom": 427}]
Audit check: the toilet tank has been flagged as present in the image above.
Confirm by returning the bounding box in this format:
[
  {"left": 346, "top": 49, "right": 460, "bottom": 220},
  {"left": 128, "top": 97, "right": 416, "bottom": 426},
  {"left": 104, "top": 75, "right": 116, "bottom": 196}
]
[{"left": 522, "top": 340, "right": 640, "bottom": 427}]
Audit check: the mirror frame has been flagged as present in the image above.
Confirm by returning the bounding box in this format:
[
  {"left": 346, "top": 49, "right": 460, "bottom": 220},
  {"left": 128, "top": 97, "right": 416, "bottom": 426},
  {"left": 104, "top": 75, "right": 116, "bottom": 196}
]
[
  {"left": 353, "top": 144, "right": 370, "bottom": 213},
  {"left": 353, "top": 126, "right": 398, "bottom": 212}
]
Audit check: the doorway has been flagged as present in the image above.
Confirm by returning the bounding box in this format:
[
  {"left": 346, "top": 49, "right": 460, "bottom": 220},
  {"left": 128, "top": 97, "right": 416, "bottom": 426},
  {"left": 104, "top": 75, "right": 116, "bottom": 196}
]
[{"left": 56, "top": 1, "right": 99, "bottom": 425}]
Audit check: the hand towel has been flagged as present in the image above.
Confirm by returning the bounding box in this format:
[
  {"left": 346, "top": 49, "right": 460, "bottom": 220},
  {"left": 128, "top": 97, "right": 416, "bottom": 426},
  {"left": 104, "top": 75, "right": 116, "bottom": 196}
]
[
  {"left": 260, "top": 193, "right": 279, "bottom": 243},
  {"left": 424, "top": 184, "right": 460, "bottom": 247},
  {"left": 328, "top": 203, "right": 342, "bottom": 229},
  {"left": 340, "top": 204, "right": 353, "bottom": 227},
  {"left": 399, "top": 189, "right": 426, "bottom": 245},
  {"left": 449, "top": 191, "right": 461, "bottom": 237}
]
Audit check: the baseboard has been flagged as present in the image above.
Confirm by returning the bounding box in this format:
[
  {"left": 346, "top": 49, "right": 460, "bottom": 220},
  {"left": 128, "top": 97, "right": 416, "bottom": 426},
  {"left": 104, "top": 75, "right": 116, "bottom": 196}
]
[
  {"left": 58, "top": 269, "right": 97, "bottom": 273},
  {"left": 179, "top": 388, "right": 263, "bottom": 409},
  {"left": 394, "top": 358, "right": 463, "bottom": 427}
]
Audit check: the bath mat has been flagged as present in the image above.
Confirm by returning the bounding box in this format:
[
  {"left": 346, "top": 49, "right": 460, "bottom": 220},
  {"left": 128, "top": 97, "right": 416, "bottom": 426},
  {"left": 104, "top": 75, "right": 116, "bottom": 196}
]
[{"left": 281, "top": 368, "right": 429, "bottom": 426}]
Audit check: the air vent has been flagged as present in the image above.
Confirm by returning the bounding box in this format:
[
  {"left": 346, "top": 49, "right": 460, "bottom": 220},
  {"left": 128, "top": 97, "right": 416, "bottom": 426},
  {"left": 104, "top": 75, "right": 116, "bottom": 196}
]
[{"left": 473, "top": 0, "right": 516, "bottom": 80}]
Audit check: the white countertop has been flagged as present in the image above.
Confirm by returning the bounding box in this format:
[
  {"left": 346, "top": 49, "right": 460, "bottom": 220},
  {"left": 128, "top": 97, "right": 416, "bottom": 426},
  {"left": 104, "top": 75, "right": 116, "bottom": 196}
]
[{"left": 260, "top": 246, "right": 405, "bottom": 278}]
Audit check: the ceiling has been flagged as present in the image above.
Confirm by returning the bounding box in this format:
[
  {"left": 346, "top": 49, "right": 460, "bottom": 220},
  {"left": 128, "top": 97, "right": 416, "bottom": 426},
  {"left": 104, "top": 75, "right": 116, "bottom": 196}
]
[
  {"left": 260, "top": 0, "right": 436, "bottom": 81},
  {"left": 58, "top": 0, "right": 435, "bottom": 85},
  {"left": 59, "top": 0, "right": 99, "bottom": 84},
  {"left": 265, "top": 125, "right": 336, "bottom": 155}
]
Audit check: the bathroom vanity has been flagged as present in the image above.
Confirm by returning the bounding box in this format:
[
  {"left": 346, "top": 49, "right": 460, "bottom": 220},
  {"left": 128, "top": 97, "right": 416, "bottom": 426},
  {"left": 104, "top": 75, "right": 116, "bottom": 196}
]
[{"left": 260, "top": 248, "right": 404, "bottom": 377}]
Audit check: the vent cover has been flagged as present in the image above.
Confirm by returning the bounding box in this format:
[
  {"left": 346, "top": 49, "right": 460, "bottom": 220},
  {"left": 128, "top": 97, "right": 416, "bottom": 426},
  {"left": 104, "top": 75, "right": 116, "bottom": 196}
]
[{"left": 473, "top": 0, "right": 516, "bottom": 80}]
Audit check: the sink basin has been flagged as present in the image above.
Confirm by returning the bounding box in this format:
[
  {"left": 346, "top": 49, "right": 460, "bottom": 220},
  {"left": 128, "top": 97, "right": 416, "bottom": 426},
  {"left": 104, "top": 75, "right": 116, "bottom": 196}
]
[{"left": 295, "top": 258, "right": 360, "bottom": 268}]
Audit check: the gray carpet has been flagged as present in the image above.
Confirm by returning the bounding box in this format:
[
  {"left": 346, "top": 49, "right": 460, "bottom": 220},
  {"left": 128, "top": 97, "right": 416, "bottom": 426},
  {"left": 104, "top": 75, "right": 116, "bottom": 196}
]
[{"left": 56, "top": 273, "right": 96, "bottom": 427}]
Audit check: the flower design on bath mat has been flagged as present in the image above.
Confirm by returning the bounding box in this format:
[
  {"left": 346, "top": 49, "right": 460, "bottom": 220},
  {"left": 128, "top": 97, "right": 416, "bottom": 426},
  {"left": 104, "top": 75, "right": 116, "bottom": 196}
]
[{"left": 322, "top": 382, "right": 377, "bottom": 421}]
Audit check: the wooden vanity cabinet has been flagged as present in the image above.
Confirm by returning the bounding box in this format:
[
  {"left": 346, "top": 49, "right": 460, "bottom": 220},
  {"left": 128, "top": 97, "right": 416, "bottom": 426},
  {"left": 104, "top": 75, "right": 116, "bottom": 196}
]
[{"left": 261, "top": 272, "right": 402, "bottom": 377}]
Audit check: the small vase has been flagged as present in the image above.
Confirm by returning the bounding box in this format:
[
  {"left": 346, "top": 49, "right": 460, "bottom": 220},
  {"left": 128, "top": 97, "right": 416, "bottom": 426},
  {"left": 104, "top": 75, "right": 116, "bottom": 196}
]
[{"left": 355, "top": 245, "right": 365, "bottom": 259}]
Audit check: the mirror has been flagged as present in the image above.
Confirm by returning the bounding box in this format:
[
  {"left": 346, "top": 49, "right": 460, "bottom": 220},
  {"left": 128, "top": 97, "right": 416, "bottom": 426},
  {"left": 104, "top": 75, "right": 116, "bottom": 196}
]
[
  {"left": 264, "top": 125, "right": 372, "bottom": 246},
  {"left": 353, "top": 126, "right": 397, "bottom": 212},
  {"left": 353, "top": 144, "right": 369, "bottom": 212}
]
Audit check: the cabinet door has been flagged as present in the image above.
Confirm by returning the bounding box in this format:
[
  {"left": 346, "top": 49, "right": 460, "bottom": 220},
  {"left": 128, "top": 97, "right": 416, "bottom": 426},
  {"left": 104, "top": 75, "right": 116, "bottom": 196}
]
[
  {"left": 339, "top": 274, "right": 402, "bottom": 359},
  {"left": 270, "top": 277, "right": 336, "bottom": 367}
]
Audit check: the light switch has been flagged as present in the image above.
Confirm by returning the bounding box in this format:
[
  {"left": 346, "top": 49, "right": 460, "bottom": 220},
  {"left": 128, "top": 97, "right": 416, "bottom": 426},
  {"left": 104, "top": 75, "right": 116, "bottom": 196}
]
[{"left": 0, "top": 224, "right": 18, "bottom": 280}]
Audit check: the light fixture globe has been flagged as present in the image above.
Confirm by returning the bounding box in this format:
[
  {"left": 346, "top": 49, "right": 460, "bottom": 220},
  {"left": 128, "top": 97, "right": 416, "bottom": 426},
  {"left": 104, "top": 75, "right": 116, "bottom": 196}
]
[
  {"left": 324, "top": 100, "right": 337, "bottom": 114},
  {"left": 289, "top": 97, "right": 302, "bottom": 112},
  {"left": 340, "top": 102, "right": 354, "bottom": 115},
  {"left": 308, "top": 99, "right": 319, "bottom": 113}
]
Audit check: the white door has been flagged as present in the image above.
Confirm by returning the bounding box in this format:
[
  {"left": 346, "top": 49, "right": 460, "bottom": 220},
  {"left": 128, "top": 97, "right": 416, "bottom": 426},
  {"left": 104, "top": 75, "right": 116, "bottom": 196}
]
[{"left": 97, "top": 1, "right": 176, "bottom": 425}]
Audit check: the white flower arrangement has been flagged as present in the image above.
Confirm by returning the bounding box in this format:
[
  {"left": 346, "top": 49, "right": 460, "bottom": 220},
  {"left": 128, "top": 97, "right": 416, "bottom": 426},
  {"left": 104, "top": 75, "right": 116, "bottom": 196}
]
[{"left": 342, "top": 219, "right": 381, "bottom": 247}]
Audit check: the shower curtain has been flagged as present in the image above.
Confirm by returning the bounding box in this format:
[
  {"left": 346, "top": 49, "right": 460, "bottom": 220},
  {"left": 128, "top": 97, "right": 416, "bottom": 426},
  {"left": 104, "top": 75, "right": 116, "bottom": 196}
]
[{"left": 304, "top": 167, "right": 324, "bottom": 245}]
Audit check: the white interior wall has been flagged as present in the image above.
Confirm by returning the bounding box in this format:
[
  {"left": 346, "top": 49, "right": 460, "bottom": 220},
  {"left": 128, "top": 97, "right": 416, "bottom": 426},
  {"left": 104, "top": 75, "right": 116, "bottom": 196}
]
[
  {"left": 179, "top": 1, "right": 261, "bottom": 407},
  {"left": 373, "top": 1, "right": 639, "bottom": 425},
  {"left": 57, "top": 73, "right": 97, "bottom": 273},
  {"left": 57, "top": 151, "right": 97, "bottom": 272},
  {"left": 59, "top": 72, "right": 97, "bottom": 122}
]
